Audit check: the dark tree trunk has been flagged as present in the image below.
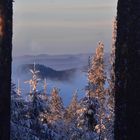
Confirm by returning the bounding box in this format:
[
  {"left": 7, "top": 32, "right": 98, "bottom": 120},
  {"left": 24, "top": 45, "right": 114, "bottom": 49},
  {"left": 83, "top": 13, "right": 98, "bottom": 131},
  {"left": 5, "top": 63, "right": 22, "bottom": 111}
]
[
  {"left": 115, "top": 0, "right": 140, "bottom": 139},
  {"left": 0, "top": 0, "right": 12, "bottom": 140}
]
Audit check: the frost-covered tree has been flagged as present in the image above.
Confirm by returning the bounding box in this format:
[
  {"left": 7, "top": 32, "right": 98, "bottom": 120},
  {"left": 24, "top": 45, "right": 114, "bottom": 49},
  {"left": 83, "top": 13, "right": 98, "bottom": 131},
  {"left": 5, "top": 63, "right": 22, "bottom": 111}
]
[
  {"left": 48, "top": 88, "right": 64, "bottom": 122},
  {"left": 104, "top": 18, "right": 117, "bottom": 140},
  {"left": 24, "top": 63, "right": 41, "bottom": 132},
  {"left": 11, "top": 90, "right": 56, "bottom": 140},
  {"left": 29, "top": 93, "right": 50, "bottom": 139},
  {"left": 23, "top": 62, "right": 50, "bottom": 139},
  {"left": 24, "top": 62, "right": 40, "bottom": 95},
  {"left": 65, "top": 90, "right": 79, "bottom": 124},
  {"left": 88, "top": 42, "right": 106, "bottom": 97},
  {"left": 11, "top": 92, "right": 40, "bottom": 140},
  {"left": 88, "top": 42, "right": 107, "bottom": 139},
  {"left": 77, "top": 97, "right": 98, "bottom": 132},
  {"left": 109, "top": 18, "right": 116, "bottom": 101}
]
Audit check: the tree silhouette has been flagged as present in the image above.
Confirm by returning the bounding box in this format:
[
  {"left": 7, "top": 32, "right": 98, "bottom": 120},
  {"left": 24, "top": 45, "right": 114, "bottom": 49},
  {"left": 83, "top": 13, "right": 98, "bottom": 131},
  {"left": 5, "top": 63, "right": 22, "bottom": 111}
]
[
  {"left": 115, "top": 0, "right": 140, "bottom": 139},
  {"left": 0, "top": 0, "right": 12, "bottom": 139}
]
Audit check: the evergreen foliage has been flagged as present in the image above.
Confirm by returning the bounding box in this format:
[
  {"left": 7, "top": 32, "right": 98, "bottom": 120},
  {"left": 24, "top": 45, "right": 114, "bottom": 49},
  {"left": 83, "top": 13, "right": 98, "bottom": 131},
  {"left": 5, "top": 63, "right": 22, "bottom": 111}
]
[
  {"left": 48, "top": 88, "right": 64, "bottom": 122},
  {"left": 11, "top": 41, "right": 114, "bottom": 140},
  {"left": 65, "top": 90, "right": 79, "bottom": 124}
]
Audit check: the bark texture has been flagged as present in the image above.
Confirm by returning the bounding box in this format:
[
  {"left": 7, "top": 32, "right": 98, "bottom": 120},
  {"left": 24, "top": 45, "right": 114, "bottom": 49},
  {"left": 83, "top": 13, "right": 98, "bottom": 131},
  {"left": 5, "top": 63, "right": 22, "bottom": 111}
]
[
  {"left": 115, "top": 0, "right": 140, "bottom": 139},
  {"left": 0, "top": 0, "right": 12, "bottom": 140}
]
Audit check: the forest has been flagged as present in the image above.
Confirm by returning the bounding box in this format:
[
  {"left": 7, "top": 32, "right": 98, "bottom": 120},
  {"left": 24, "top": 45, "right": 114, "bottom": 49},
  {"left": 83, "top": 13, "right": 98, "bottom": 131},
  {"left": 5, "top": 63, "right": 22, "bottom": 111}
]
[
  {"left": 11, "top": 20, "right": 116, "bottom": 140},
  {"left": 1, "top": 0, "right": 140, "bottom": 139}
]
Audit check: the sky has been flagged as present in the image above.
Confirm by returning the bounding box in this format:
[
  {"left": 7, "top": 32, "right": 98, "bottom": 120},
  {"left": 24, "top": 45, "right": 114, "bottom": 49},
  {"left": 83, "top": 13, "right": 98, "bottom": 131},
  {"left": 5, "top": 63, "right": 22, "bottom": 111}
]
[{"left": 13, "top": 0, "right": 117, "bottom": 56}]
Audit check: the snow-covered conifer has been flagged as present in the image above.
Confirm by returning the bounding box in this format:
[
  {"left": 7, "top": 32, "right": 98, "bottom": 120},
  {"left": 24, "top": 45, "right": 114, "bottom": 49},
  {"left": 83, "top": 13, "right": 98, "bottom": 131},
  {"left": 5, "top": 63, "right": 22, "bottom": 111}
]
[
  {"left": 48, "top": 87, "right": 64, "bottom": 122},
  {"left": 24, "top": 62, "right": 40, "bottom": 95},
  {"left": 88, "top": 42, "right": 107, "bottom": 139},
  {"left": 103, "top": 18, "right": 117, "bottom": 140},
  {"left": 65, "top": 90, "right": 79, "bottom": 124},
  {"left": 88, "top": 41, "right": 106, "bottom": 98}
]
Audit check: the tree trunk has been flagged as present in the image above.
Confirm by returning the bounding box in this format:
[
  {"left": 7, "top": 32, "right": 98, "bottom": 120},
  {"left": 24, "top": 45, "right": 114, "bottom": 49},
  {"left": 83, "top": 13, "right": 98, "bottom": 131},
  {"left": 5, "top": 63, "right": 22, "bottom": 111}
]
[
  {"left": 115, "top": 0, "right": 140, "bottom": 139},
  {"left": 0, "top": 0, "right": 12, "bottom": 140}
]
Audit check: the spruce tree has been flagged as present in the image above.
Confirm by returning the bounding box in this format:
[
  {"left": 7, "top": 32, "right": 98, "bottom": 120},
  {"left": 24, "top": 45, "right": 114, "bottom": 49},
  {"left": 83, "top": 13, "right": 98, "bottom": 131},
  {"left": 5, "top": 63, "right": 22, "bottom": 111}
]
[
  {"left": 88, "top": 42, "right": 106, "bottom": 139},
  {"left": 106, "top": 18, "right": 117, "bottom": 139},
  {"left": 108, "top": 18, "right": 116, "bottom": 105},
  {"left": 65, "top": 90, "right": 79, "bottom": 124},
  {"left": 49, "top": 88, "right": 64, "bottom": 122},
  {"left": 88, "top": 42, "right": 106, "bottom": 97}
]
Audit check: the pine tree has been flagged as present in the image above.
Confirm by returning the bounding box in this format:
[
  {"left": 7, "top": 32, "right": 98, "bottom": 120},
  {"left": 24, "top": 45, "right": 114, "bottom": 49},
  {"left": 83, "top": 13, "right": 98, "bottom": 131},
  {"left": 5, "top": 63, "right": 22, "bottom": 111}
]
[
  {"left": 24, "top": 62, "right": 40, "bottom": 95},
  {"left": 104, "top": 18, "right": 117, "bottom": 140},
  {"left": 76, "top": 96, "right": 98, "bottom": 132},
  {"left": 108, "top": 18, "right": 116, "bottom": 99},
  {"left": 48, "top": 88, "right": 64, "bottom": 122},
  {"left": 88, "top": 42, "right": 106, "bottom": 97},
  {"left": 88, "top": 42, "right": 106, "bottom": 139},
  {"left": 65, "top": 90, "right": 79, "bottom": 124},
  {"left": 11, "top": 89, "right": 51, "bottom": 140}
]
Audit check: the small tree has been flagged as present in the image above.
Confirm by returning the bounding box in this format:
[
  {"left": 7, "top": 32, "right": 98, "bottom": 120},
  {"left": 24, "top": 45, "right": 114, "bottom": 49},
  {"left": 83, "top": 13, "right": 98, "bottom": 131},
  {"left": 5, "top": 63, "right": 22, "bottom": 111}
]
[
  {"left": 77, "top": 97, "right": 98, "bottom": 131},
  {"left": 65, "top": 90, "right": 79, "bottom": 124},
  {"left": 88, "top": 42, "right": 106, "bottom": 97},
  {"left": 24, "top": 62, "right": 40, "bottom": 95},
  {"left": 48, "top": 88, "right": 64, "bottom": 122}
]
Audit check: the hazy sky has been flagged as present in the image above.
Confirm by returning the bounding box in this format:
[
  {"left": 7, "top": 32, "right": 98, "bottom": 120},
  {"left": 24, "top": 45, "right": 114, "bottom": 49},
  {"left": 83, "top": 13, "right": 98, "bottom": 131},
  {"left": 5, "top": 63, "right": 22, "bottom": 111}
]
[{"left": 13, "top": 0, "right": 117, "bottom": 56}]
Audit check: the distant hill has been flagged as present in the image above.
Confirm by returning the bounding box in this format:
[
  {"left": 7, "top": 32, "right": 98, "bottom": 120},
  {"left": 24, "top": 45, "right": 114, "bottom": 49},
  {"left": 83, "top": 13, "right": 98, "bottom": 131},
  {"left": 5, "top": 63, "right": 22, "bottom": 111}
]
[
  {"left": 18, "top": 64, "right": 77, "bottom": 81},
  {"left": 13, "top": 53, "right": 110, "bottom": 71}
]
